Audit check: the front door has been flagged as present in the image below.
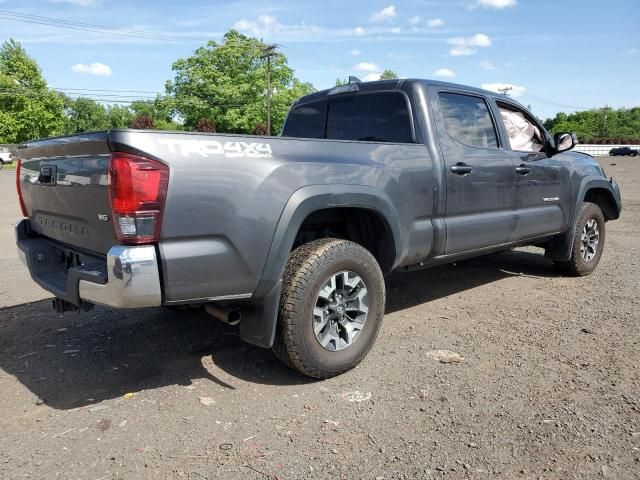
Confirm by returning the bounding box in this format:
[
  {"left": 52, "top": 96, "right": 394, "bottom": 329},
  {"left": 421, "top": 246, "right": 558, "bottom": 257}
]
[
  {"left": 432, "top": 90, "right": 518, "bottom": 254},
  {"left": 492, "top": 100, "right": 571, "bottom": 240}
]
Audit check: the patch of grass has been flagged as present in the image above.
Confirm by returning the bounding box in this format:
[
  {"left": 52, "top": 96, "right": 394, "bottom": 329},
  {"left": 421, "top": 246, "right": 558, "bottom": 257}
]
[{"left": 1, "top": 162, "right": 17, "bottom": 170}]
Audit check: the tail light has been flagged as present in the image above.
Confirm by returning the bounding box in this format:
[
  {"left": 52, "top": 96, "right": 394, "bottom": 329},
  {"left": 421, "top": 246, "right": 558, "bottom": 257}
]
[
  {"left": 16, "top": 159, "right": 28, "bottom": 217},
  {"left": 108, "top": 152, "right": 169, "bottom": 244}
]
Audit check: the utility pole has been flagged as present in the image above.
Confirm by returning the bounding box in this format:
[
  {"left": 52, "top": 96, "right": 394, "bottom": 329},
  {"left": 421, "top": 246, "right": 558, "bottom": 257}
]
[
  {"left": 260, "top": 44, "right": 278, "bottom": 135},
  {"left": 498, "top": 86, "right": 513, "bottom": 96}
]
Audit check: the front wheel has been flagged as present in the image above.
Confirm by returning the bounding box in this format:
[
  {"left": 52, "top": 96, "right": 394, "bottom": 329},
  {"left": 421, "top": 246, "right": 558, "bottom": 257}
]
[
  {"left": 554, "top": 202, "right": 606, "bottom": 276},
  {"left": 272, "top": 238, "right": 385, "bottom": 379}
]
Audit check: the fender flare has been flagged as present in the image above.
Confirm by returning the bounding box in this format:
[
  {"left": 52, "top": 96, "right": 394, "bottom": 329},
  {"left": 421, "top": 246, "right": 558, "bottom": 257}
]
[
  {"left": 546, "top": 176, "right": 622, "bottom": 261},
  {"left": 239, "top": 184, "right": 403, "bottom": 348}
]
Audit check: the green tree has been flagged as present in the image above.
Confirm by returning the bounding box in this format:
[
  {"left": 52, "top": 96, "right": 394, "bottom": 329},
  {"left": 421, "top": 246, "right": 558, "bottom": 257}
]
[
  {"left": 130, "top": 97, "right": 179, "bottom": 130},
  {"left": 167, "top": 30, "right": 314, "bottom": 134},
  {"left": 544, "top": 107, "right": 640, "bottom": 143},
  {"left": 379, "top": 69, "right": 399, "bottom": 80},
  {"left": 130, "top": 115, "right": 155, "bottom": 129},
  {"left": 106, "top": 104, "right": 134, "bottom": 129},
  {"left": 62, "top": 96, "right": 108, "bottom": 134},
  {"left": 0, "top": 39, "right": 64, "bottom": 143}
]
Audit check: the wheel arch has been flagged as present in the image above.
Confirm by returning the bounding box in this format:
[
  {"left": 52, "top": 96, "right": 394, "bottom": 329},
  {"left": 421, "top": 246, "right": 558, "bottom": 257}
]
[
  {"left": 239, "top": 185, "right": 402, "bottom": 348},
  {"left": 583, "top": 187, "right": 620, "bottom": 221},
  {"left": 546, "top": 176, "right": 621, "bottom": 262}
]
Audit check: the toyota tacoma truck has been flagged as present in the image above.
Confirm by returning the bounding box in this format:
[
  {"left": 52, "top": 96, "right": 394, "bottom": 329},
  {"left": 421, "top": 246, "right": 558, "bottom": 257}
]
[{"left": 15, "top": 79, "right": 622, "bottom": 379}]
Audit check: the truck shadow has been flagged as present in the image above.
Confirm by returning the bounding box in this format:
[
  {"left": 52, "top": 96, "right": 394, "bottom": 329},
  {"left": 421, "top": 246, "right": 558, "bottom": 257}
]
[{"left": 0, "top": 249, "right": 557, "bottom": 410}]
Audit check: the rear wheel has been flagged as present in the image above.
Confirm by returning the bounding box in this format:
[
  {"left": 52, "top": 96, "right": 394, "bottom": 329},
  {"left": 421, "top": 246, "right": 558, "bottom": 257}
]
[
  {"left": 272, "top": 238, "right": 385, "bottom": 379},
  {"left": 554, "top": 202, "right": 605, "bottom": 276}
]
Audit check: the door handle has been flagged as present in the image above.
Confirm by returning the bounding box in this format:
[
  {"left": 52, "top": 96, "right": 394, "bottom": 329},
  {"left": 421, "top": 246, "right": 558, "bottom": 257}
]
[
  {"left": 450, "top": 163, "right": 473, "bottom": 175},
  {"left": 515, "top": 165, "right": 531, "bottom": 175}
]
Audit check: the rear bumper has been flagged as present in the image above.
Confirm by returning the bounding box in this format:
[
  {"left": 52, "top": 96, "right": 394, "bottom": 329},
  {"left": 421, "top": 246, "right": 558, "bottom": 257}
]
[{"left": 15, "top": 219, "right": 161, "bottom": 308}]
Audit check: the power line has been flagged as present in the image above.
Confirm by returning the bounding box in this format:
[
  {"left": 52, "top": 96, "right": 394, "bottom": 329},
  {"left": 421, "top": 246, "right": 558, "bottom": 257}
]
[
  {"left": 0, "top": 87, "right": 158, "bottom": 100},
  {"left": 520, "top": 92, "right": 592, "bottom": 111},
  {"left": 0, "top": 11, "right": 175, "bottom": 40},
  {"left": 0, "top": 89, "right": 256, "bottom": 108},
  {"left": 0, "top": 10, "right": 354, "bottom": 73},
  {"left": 52, "top": 87, "right": 165, "bottom": 95},
  {"left": 0, "top": 10, "right": 263, "bottom": 49},
  {"left": 281, "top": 45, "right": 352, "bottom": 72}
]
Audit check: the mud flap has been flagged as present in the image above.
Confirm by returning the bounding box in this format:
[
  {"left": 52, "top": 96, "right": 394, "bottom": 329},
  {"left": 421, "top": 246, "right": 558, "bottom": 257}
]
[
  {"left": 239, "top": 280, "right": 282, "bottom": 348},
  {"left": 544, "top": 230, "right": 573, "bottom": 262}
]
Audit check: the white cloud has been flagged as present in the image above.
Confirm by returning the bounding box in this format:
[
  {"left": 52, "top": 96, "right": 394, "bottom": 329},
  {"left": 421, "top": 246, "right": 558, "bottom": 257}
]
[
  {"left": 448, "top": 33, "right": 491, "bottom": 56},
  {"left": 71, "top": 62, "right": 112, "bottom": 76},
  {"left": 49, "top": 0, "right": 102, "bottom": 5},
  {"left": 233, "top": 15, "right": 321, "bottom": 38},
  {"left": 479, "top": 60, "right": 495, "bottom": 70},
  {"left": 350, "top": 49, "right": 361, "bottom": 56},
  {"left": 363, "top": 73, "right": 382, "bottom": 81},
  {"left": 354, "top": 26, "right": 366, "bottom": 36},
  {"left": 387, "top": 52, "right": 412, "bottom": 60},
  {"left": 434, "top": 68, "right": 456, "bottom": 78},
  {"left": 449, "top": 47, "right": 474, "bottom": 56},
  {"left": 449, "top": 33, "right": 492, "bottom": 47},
  {"left": 408, "top": 16, "right": 421, "bottom": 25},
  {"left": 370, "top": 5, "right": 397, "bottom": 22},
  {"left": 258, "top": 14, "right": 276, "bottom": 25},
  {"left": 482, "top": 82, "right": 525, "bottom": 97},
  {"left": 474, "top": 0, "right": 517, "bottom": 8},
  {"left": 625, "top": 47, "right": 637, "bottom": 55},
  {"left": 353, "top": 62, "right": 380, "bottom": 72},
  {"left": 427, "top": 18, "right": 444, "bottom": 28}
]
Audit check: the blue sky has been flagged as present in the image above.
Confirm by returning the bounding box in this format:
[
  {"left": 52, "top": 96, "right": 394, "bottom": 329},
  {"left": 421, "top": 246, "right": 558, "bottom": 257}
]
[{"left": 1, "top": 0, "right": 638, "bottom": 120}]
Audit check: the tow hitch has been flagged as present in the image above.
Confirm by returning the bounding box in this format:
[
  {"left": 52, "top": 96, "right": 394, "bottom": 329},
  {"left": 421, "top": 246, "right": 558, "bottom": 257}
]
[{"left": 52, "top": 298, "right": 94, "bottom": 314}]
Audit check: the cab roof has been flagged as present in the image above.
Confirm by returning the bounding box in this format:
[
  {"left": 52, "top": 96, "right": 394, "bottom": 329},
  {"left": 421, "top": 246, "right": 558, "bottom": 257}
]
[{"left": 294, "top": 78, "right": 521, "bottom": 108}]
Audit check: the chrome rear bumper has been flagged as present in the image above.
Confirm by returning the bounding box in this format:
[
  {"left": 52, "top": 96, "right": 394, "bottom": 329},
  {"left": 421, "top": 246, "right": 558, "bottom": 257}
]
[
  {"left": 16, "top": 219, "right": 161, "bottom": 308},
  {"left": 79, "top": 245, "right": 162, "bottom": 308}
]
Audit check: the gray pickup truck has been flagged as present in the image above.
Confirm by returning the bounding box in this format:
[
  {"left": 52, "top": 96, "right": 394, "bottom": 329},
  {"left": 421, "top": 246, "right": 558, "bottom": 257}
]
[{"left": 15, "top": 79, "right": 621, "bottom": 378}]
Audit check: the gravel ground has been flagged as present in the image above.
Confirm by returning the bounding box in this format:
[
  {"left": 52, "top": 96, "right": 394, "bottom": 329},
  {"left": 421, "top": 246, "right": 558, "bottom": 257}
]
[{"left": 0, "top": 157, "right": 638, "bottom": 479}]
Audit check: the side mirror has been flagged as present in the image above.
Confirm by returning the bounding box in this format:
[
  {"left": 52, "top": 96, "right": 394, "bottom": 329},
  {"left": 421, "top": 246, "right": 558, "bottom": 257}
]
[{"left": 554, "top": 132, "right": 577, "bottom": 153}]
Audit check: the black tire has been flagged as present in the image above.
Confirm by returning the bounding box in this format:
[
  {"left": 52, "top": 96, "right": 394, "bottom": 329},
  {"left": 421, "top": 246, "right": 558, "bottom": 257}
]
[
  {"left": 554, "top": 202, "right": 606, "bottom": 276},
  {"left": 272, "top": 238, "right": 385, "bottom": 379}
]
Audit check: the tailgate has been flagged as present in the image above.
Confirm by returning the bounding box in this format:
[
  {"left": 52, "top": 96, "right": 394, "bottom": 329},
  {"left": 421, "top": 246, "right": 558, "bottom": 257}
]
[{"left": 18, "top": 132, "right": 117, "bottom": 255}]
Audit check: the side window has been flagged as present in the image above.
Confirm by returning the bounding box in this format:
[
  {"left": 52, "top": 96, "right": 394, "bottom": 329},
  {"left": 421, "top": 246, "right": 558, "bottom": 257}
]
[
  {"left": 497, "top": 103, "right": 545, "bottom": 153},
  {"left": 438, "top": 92, "right": 498, "bottom": 149},
  {"left": 281, "top": 102, "right": 326, "bottom": 139},
  {"left": 326, "top": 92, "right": 413, "bottom": 143}
]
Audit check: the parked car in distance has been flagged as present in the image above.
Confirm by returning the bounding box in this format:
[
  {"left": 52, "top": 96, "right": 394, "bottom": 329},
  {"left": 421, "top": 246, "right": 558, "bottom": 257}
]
[
  {"left": 609, "top": 146, "right": 638, "bottom": 156},
  {"left": 15, "top": 78, "right": 622, "bottom": 379},
  {"left": 0, "top": 147, "right": 12, "bottom": 168}
]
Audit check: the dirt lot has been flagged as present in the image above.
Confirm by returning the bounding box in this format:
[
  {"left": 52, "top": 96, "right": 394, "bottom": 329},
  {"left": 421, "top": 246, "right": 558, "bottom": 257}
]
[{"left": 0, "top": 157, "right": 638, "bottom": 480}]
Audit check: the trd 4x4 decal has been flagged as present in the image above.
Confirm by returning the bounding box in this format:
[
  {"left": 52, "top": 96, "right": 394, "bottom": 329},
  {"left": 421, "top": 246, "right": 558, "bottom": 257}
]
[{"left": 159, "top": 138, "right": 272, "bottom": 158}]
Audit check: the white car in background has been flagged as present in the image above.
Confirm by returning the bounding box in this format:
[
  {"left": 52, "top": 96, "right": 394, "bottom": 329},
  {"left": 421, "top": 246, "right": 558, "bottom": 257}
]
[{"left": 0, "top": 147, "right": 13, "bottom": 168}]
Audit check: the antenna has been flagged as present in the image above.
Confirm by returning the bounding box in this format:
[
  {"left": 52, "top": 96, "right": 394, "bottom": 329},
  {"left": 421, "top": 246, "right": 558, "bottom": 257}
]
[{"left": 498, "top": 86, "right": 513, "bottom": 96}]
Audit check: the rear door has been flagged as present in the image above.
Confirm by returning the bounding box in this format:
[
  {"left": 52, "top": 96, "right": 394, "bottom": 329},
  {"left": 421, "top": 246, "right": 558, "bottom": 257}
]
[
  {"left": 491, "top": 99, "right": 571, "bottom": 240},
  {"left": 430, "top": 89, "right": 517, "bottom": 254}
]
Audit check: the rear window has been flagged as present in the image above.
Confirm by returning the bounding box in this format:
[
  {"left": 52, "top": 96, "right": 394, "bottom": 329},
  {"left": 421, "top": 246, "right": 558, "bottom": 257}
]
[
  {"left": 438, "top": 92, "right": 498, "bottom": 149},
  {"left": 281, "top": 102, "right": 326, "bottom": 139},
  {"left": 326, "top": 92, "right": 413, "bottom": 143},
  {"left": 282, "top": 91, "right": 414, "bottom": 143}
]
